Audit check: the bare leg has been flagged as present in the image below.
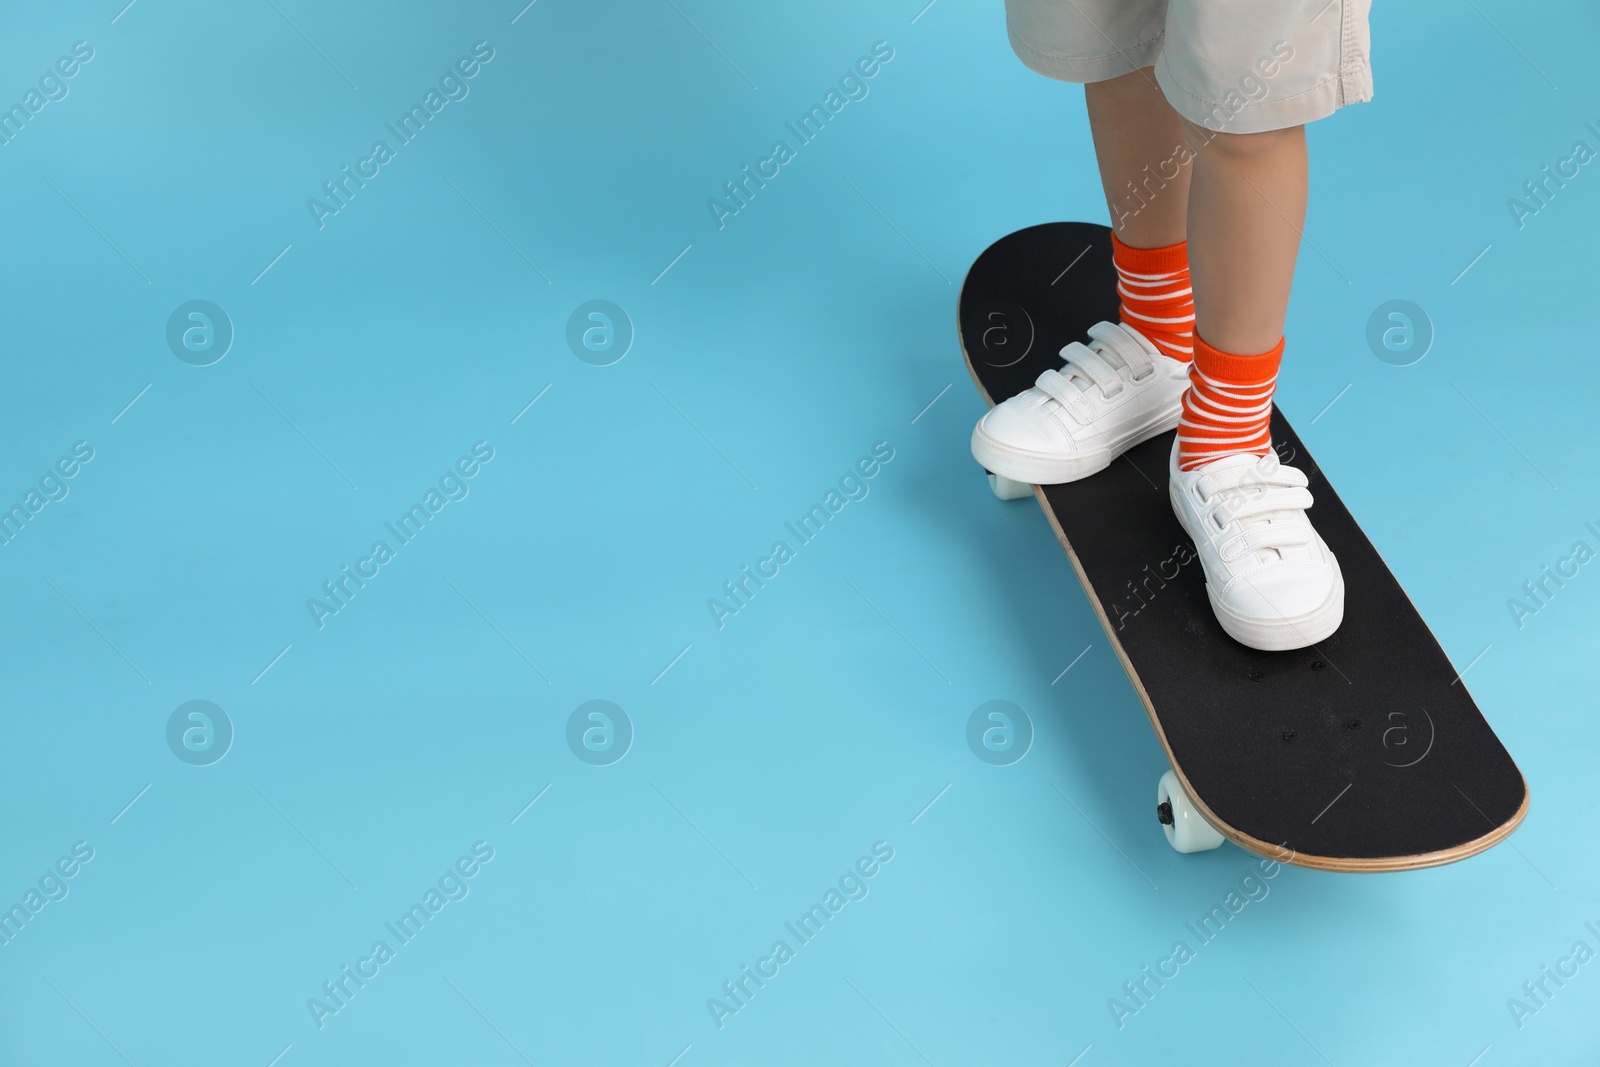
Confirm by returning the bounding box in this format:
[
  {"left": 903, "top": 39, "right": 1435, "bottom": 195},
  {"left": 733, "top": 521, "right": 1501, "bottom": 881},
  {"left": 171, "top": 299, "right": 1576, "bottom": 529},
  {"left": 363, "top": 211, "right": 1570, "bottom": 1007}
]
[
  {"left": 1085, "top": 68, "right": 1191, "bottom": 249},
  {"left": 1181, "top": 121, "right": 1307, "bottom": 355}
]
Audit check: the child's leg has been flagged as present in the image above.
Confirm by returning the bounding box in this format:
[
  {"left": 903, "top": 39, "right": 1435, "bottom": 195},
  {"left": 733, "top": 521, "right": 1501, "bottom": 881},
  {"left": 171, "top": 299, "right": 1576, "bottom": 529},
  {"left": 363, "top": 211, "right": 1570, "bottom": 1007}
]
[
  {"left": 1161, "top": 118, "right": 1337, "bottom": 649},
  {"left": 1173, "top": 122, "right": 1306, "bottom": 469},
  {"left": 1084, "top": 57, "right": 1336, "bottom": 650},
  {"left": 1085, "top": 70, "right": 1190, "bottom": 249},
  {"left": 1085, "top": 70, "right": 1196, "bottom": 363},
  {"left": 1182, "top": 123, "right": 1305, "bottom": 357}
]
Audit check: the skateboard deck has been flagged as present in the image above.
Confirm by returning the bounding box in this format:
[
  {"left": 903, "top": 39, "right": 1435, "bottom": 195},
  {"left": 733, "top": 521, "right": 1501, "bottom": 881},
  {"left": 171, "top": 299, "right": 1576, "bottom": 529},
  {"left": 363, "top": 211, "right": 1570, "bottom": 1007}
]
[{"left": 959, "top": 222, "right": 1528, "bottom": 872}]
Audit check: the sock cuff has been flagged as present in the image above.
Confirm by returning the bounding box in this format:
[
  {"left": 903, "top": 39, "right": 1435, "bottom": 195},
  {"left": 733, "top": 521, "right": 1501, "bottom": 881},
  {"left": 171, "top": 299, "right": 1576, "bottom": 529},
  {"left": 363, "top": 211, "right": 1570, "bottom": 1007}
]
[
  {"left": 1192, "top": 333, "right": 1285, "bottom": 383},
  {"left": 1110, "top": 232, "right": 1190, "bottom": 276}
]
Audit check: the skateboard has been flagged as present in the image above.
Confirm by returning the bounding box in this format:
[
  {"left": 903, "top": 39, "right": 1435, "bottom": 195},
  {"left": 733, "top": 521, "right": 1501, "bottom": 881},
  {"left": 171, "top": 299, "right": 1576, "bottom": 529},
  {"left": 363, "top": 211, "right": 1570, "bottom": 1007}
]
[{"left": 959, "top": 222, "right": 1528, "bottom": 872}]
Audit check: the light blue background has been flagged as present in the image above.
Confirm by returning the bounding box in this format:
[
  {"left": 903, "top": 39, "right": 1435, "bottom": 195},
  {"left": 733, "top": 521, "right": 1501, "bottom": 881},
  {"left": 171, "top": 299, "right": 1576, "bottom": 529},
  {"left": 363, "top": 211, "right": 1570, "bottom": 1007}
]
[{"left": 1, "top": 0, "right": 1597, "bottom": 1064}]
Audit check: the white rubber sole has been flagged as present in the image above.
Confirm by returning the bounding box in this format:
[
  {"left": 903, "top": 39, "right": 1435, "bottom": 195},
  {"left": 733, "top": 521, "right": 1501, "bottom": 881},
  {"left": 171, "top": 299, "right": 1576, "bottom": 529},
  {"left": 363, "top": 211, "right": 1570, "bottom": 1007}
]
[
  {"left": 971, "top": 403, "right": 1181, "bottom": 485},
  {"left": 1170, "top": 481, "right": 1346, "bottom": 652}
]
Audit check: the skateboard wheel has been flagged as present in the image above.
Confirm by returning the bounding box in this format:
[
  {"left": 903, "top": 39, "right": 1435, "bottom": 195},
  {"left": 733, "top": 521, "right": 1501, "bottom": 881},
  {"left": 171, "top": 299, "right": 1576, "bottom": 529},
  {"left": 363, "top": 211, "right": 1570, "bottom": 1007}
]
[
  {"left": 1157, "top": 769, "right": 1226, "bottom": 854},
  {"left": 988, "top": 472, "right": 1033, "bottom": 501}
]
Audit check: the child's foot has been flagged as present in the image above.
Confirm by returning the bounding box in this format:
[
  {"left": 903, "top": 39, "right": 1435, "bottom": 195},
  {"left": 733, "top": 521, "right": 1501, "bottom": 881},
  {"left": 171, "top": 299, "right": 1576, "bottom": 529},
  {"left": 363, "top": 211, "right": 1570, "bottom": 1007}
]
[
  {"left": 970, "top": 321, "right": 1189, "bottom": 484},
  {"left": 1167, "top": 440, "right": 1343, "bottom": 651}
]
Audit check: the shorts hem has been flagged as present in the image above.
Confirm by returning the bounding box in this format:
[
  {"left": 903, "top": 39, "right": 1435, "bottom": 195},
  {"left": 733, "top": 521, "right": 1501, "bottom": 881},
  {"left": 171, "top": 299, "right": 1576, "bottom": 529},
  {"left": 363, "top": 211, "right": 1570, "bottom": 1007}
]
[
  {"left": 1007, "top": 27, "right": 1164, "bottom": 84},
  {"left": 1155, "top": 57, "right": 1373, "bottom": 134}
]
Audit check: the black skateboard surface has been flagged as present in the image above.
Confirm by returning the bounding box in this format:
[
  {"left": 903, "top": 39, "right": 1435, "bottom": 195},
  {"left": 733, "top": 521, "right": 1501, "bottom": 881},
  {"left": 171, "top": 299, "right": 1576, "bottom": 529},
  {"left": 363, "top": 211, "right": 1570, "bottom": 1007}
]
[{"left": 960, "top": 222, "right": 1527, "bottom": 870}]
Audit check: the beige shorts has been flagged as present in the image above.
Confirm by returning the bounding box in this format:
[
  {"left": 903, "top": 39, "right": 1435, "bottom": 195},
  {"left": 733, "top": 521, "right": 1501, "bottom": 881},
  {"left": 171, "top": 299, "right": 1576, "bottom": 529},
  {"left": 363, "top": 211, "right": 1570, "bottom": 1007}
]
[{"left": 1004, "top": 0, "right": 1373, "bottom": 133}]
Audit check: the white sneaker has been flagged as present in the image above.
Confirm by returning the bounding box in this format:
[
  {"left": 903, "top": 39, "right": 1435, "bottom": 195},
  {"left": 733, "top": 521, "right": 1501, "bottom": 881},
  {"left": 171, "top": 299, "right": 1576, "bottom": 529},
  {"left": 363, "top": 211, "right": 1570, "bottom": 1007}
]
[
  {"left": 1167, "top": 440, "right": 1344, "bottom": 651},
  {"left": 971, "top": 321, "right": 1190, "bottom": 484}
]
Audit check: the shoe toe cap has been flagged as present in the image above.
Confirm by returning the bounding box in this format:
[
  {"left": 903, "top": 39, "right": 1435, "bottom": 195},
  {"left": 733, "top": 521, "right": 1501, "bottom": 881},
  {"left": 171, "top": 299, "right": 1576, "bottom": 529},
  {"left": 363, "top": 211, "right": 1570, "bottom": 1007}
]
[
  {"left": 1219, "top": 561, "right": 1340, "bottom": 621},
  {"left": 977, "top": 392, "right": 1074, "bottom": 454}
]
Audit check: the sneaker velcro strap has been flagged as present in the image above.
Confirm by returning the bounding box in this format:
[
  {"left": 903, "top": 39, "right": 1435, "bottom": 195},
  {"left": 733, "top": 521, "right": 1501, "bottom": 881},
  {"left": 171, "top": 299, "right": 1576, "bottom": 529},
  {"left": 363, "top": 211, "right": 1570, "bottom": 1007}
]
[
  {"left": 1058, "top": 343, "right": 1124, "bottom": 397},
  {"left": 1219, "top": 523, "right": 1313, "bottom": 561},
  {"left": 1200, "top": 465, "right": 1308, "bottom": 497},
  {"left": 1216, "top": 487, "right": 1314, "bottom": 523},
  {"left": 1087, "top": 321, "right": 1155, "bottom": 381},
  {"left": 1033, "top": 368, "right": 1097, "bottom": 424}
]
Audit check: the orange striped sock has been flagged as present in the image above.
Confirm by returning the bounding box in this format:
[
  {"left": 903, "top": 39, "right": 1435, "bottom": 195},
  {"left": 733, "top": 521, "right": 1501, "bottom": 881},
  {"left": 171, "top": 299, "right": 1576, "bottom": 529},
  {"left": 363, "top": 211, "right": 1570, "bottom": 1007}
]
[
  {"left": 1110, "top": 232, "right": 1194, "bottom": 362},
  {"left": 1176, "top": 333, "right": 1283, "bottom": 471}
]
